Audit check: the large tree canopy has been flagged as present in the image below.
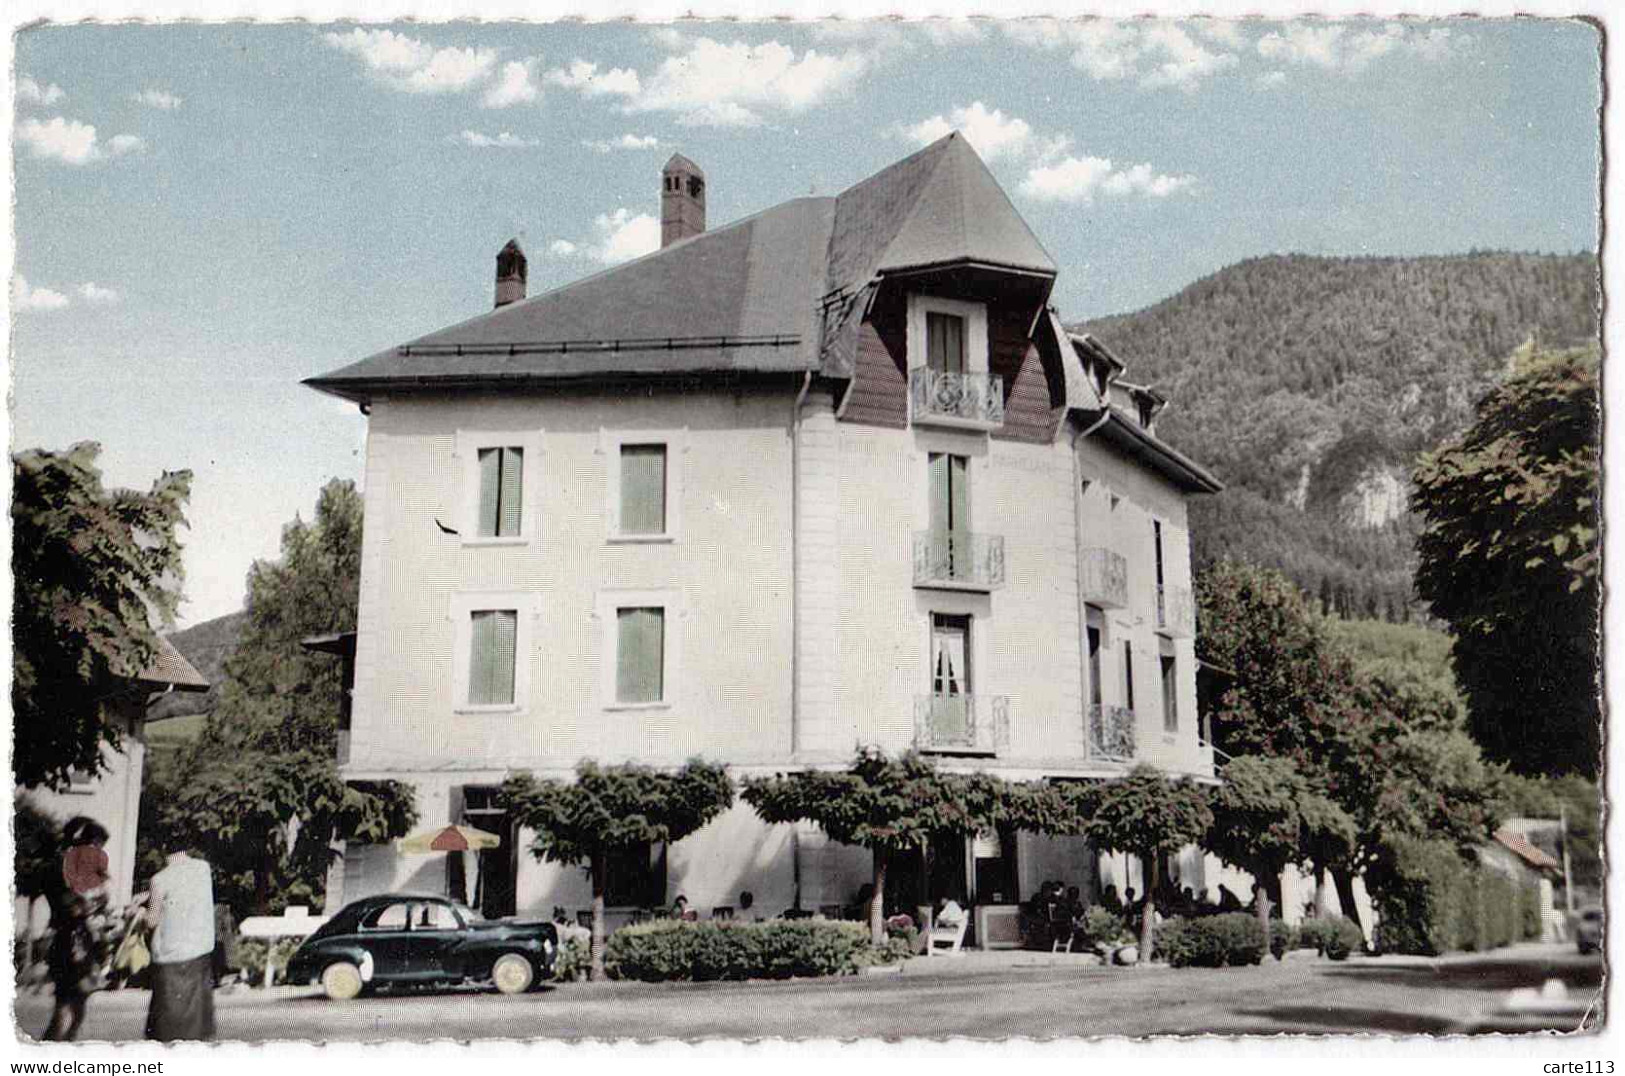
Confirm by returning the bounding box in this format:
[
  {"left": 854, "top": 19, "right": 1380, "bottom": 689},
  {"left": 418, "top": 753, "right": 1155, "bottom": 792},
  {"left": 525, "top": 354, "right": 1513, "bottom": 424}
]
[
  {"left": 1078, "top": 765, "right": 1212, "bottom": 961},
  {"left": 144, "top": 479, "right": 415, "bottom": 915},
  {"left": 1412, "top": 344, "right": 1601, "bottom": 776},
  {"left": 503, "top": 759, "right": 733, "bottom": 980},
  {"left": 742, "top": 750, "right": 1011, "bottom": 945},
  {"left": 12, "top": 443, "right": 192, "bottom": 790}
]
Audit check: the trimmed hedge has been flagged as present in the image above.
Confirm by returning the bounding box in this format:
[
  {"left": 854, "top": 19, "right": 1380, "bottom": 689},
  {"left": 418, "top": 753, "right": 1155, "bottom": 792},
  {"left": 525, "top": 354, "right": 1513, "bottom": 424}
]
[
  {"left": 1295, "top": 916, "right": 1364, "bottom": 960},
  {"left": 230, "top": 937, "right": 301, "bottom": 985},
  {"left": 1268, "top": 920, "right": 1295, "bottom": 961},
  {"left": 604, "top": 919, "right": 909, "bottom": 982},
  {"left": 1155, "top": 913, "right": 1266, "bottom": 968},
  {"left": 1372, "top": 838, "right": 1546, "bottom": 956}
]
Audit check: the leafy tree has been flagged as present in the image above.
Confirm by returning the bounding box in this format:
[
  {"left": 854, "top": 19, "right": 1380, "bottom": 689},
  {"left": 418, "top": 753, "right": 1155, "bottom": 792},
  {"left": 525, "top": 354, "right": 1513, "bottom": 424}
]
[
  {"left": 1197, "top": 561, "right": 1501, "bottom": 921},
  {"left": 1413, "top": 345, "right": 1601, "bottom": 776},
  {"left": 742, "top": 750, "right": 1004, "bottom": 947},
  {"left": 503, "top": 759, "right": 733, "bottom": 981},
  {"left": 1078, "top": 765, "right": 1212, "bottom": 961},
  {"left": 147, "top": 479, "right": 415, "bottom": 915},
  {"left": 1204, "top": 755, "right": 1352, "bottom": 941},
  {"left": 14, "top": 794, "right": 61, "bottom": 901},
  {"left": 12, "top": 443, "right": 192, "bottom": 790}
]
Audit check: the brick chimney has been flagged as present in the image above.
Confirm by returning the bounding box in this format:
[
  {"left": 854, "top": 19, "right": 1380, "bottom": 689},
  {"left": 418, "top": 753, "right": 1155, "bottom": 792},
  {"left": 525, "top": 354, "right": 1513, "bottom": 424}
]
[
  {"left": 494, "top": 239, "right": 526, "bottom": 308},
  {"left": 661, "top": 154, "right": 706, "bottom": 248}
]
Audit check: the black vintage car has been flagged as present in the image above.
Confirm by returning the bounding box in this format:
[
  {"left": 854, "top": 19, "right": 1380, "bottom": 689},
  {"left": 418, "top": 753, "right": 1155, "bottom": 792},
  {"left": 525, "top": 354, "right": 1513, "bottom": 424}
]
[{"left": 286, "top": 894, "right": 557, "bottom": 999}]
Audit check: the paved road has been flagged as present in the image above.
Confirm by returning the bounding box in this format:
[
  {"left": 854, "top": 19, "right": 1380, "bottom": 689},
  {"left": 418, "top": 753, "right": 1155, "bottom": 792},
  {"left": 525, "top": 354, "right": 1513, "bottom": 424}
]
[{"left": 15, "top": 944, "right": 1602, "bottom": 1042}]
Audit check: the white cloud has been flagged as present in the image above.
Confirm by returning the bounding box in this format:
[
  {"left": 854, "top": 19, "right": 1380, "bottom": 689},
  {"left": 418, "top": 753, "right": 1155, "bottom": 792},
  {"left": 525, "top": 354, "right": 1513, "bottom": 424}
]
[
  {"left": 16, "top": 116, "right": 142, "bottom": 165},
  {"left": 13, "top": 275, "right": 71, "bottom": 311},
  {"left": 482, "top": 59, "right": 541, "bottom": 108},
  {"left": 1256, "top": 22, "right": 1465, "bottom": 73},
  {"left": 584, "top": 133, "right": 662, "bottom": 152},
  {"left": 1002, "top": 19, "right": 1239, "bottom": 91},
  {"left": 810, "top": 18, "right": 985, "bottom": 49},
  {"left": 451, "top": 130, "right": 538, "bottom": 149},
  {"left": 1020, "top": 154, "right": 1195, "bottom": 204},
  {"left": 133, "top": 88, "right": 183, "bottom": 110},
  {"left": 1191, "top": 20, "right": 1246, "bottom": 48},
  {"left": 78, "top": 282, "right": 121, "bottom": 304},
  {"left": 323, "top": 29, "right": 498, "bottom": 94},
  {"left": 590, "top": 209, "right": 661, "bottom": 264},
  {"left": 18, "top": 76, "right": 65, "bottom": 105},
  {"left": 920, "top": 20, "right": 987, "bottom": 45},
  {"left": 544, "top": 60, "right": 642, "bottom": 98},
  {"left": 675, "top": 101, "right": 763, "bottom": 128},
  {"left": 901, "top": 102, "right": 1033, "bottom": 162},
  {"left": 1257, "top": 70, "right": 1288, "bottom": 88},
  {"left": 632, "top": 37, "right": 868, "bottom": 124},
  {"left": 550, "top": 209, "right": 661, "bottom": 265}
]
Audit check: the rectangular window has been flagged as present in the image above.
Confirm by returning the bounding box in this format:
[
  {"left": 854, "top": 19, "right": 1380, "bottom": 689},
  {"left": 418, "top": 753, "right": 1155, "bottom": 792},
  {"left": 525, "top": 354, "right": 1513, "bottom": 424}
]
[
  {"left": 476, "top": 447, "right": 524, "bottom": 538},
  {"left": 1153, "top": 520, "right": 1165, "bottom": 586},
  {"left": 619, "top": 444, "right": 667, "bottom": 536},
  {"left": 1161, "top": 652, "right": 1178, "bottom": 734},
  {"left": 1122, "top": 640, "right": 1135, "bottom": 711},
  {"left": 926, "top": 312, "right": 966, "bottom": 374},
  {"left": 930, "top": 614, "right": 972, "bottom": 744},
  {"left": 467, "top": 609, "right": 518, "bottom": 706},
  {"left": 616, "top": 607, "right": 666, "bottom": 704}
]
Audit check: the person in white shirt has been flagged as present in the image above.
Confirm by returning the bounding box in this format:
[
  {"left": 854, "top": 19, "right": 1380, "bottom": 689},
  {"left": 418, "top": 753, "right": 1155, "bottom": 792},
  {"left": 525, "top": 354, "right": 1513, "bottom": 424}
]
[{"left": 144, "top": 845, "right": 217, "bottom": 1042}]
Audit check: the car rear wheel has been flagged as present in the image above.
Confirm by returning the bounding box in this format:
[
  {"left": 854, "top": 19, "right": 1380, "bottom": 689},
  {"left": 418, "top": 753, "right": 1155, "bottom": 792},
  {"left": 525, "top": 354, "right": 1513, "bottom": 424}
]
[
  {"left": 492, "top": 953, "right": 534, "bottom": 995},
  {"left": 321, "top": 961, "right": 364, "bottom": 1001}
]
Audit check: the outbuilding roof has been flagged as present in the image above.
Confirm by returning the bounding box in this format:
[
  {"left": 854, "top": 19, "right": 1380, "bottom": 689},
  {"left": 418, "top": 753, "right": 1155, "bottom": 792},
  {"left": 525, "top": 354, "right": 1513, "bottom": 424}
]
[{"left": 139, "top": 635, "right": 210, "bottom": 692}]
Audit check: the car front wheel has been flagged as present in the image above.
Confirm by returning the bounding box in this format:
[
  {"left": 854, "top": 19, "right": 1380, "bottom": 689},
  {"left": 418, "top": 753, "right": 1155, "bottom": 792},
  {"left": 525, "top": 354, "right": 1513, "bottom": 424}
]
[
  {"left": 321, "top": 961, "right": 365, "bottom": 1001},
  {"left": 492, "top": 953, "right": 535, "bottom": 995}
]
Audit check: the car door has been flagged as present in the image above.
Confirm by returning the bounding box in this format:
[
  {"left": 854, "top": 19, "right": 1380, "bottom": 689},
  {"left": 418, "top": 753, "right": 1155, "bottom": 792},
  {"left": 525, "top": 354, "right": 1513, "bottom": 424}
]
[
  {"left": 402, "top": 900, "right": 466, "bottom": 980},
  {"left": 357, "top": 900, "right": 417, "bottom": 980}
]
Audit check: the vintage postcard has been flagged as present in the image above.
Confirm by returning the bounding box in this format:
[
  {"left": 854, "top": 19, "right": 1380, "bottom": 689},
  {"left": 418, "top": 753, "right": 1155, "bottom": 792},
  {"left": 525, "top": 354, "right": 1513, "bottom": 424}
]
[{"left": 7, "top": 0, "right": 1609, "bottom": 1063}]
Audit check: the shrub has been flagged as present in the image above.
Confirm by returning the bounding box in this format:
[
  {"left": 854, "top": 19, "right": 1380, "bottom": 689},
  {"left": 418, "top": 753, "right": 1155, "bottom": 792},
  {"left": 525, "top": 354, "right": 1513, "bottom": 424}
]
[
  {"left": 1269, "top": 920, "right": 1296, "bottom": 961},
  {"left": 1295, "top": 918, "right": 1329, "bottom": 953},
  {"left": 1321, "top": 917, "right": 1364, "bottom": 961},
  {"left": 1155, "top": 914, "right": 1266, "bottom": 968},
  {"left": 604, "top": 919, "right": 907, "bottom": 982},
  {"left": 1520, "top": 882, "right": 1544, "bottom": 941},
  {"left": 1080, "top": 906, "right": 1130, "bottom": 952},
  {"left": 230, "top": 937, "right": 302, "bottom": 985},
  {"left": 553, "top": 935, "right": 590, "bottom": 982},
  {"left": 1371, "top": 837, "right": 1534, "bottom": 955}
]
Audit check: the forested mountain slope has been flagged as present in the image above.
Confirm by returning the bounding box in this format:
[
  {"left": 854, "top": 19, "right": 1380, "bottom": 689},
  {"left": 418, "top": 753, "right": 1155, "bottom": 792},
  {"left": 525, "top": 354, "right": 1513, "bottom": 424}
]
[{"left": 1074, "top": 252, "right": 1599, "bottom": 618}]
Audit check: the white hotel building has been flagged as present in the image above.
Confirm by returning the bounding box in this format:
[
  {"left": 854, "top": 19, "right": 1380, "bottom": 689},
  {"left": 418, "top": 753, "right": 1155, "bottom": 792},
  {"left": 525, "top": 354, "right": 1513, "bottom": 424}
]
[{"left": 306, "top": 134, "right": 1227, "bottom": 940}]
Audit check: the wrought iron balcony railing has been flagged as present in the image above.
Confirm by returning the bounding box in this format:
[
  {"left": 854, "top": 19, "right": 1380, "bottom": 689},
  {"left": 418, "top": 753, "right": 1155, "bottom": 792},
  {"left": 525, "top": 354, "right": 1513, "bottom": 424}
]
[
  {"left": 914, "top": 693, "right": 1009, "bottom": 754},
  {"left": 1088, "top": 703, "right": 1136, "bottom": 762},
  {"left": 1078, "top": 547, "right": 1128, "bottom": 608},
  {"left": 913, "top": 530, "right": 1006, "bottom": 591},
  {"left": 909, "top": 367, "right": 1005, "bottom": 429},
  {"left": 1156, "top": 583, "right": 1195, "bottom": 637}
]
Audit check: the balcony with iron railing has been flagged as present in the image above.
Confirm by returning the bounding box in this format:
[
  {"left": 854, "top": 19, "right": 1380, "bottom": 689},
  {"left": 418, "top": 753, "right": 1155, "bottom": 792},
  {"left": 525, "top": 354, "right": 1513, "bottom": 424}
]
[
  {"left": 1156, "top": 583, "right": 1196, "bottom": 637},
  {"left": 909, "top": 367, "right": 1005, "bottom": 430},
  {"left": 914, "top": 693, "right": 1009, "bottom": 755},
  {"left": 913, "top": 530, "right": 1006, "bottom": 591},
  {"left": 1078, "top": 547, "right": 1128, "bottom": 608},
  {"left": 1088, "top": 703, "right": 1136, "bottom": 762}
]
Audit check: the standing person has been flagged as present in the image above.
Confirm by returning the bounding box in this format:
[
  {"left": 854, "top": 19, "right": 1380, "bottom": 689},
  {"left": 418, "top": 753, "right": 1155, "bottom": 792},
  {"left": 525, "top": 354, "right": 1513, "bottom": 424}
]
[
  {"left": 144, "top": 843, "right": 217, "bottom": 1042},
  {"left": 42, "top": 817, "right": 113, "bottom": 1041}
]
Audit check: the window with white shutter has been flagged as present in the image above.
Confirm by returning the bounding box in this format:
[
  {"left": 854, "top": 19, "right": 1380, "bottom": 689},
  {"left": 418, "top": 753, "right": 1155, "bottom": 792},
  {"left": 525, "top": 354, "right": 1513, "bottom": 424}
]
[{"left": 468, "top": 609, "right": 518, "bottom": 706}]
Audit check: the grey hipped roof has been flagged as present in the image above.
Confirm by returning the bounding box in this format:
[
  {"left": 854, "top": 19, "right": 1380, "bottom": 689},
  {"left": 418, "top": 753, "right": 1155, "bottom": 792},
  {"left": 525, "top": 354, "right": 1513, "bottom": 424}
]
[{"left": 306, "top": 134, "right": 1057, "bottom": 401}]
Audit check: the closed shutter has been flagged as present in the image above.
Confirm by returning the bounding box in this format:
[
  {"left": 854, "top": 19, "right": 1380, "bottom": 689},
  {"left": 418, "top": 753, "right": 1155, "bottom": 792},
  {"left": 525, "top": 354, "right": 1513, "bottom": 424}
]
[
  {"left": 616, "top": 607, "right": 665, "bottom": 703},
  {"left": 469, "top": 610, "right": 518, "bottom": 706},
  {"left": 620, "top": 445, "right": 667, "bottom": 535},
  {"left": 499, "top": 448, "right": 523, "bottom": 537},
  {"left": 477, "top": 449, "right": 501, "bottom": 537}
]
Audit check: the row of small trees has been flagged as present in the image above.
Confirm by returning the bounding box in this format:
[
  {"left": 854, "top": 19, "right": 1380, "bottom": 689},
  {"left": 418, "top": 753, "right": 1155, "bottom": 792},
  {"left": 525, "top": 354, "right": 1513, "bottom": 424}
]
[{"left": 501, "top": 752, "right": 1240, "bottom": 982}]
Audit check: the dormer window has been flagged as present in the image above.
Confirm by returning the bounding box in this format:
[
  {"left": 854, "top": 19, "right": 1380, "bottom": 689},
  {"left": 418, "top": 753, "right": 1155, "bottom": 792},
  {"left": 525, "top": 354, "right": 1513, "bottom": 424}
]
[
  {"left": 1137, "top": 398, "right": 1156, "bottom": 428},
  {"left": 687, "top": 176, "right": 704, "bottom": 198},
  {"left": 1094, "top": 361, "right": 1109, "bottom": 397}
]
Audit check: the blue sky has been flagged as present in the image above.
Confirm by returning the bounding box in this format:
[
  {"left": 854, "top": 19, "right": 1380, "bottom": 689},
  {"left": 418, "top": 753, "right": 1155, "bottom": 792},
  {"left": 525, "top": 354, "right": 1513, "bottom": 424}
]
[{"left": 10, "top": 18, "right": 1601, "bottom": 628}]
